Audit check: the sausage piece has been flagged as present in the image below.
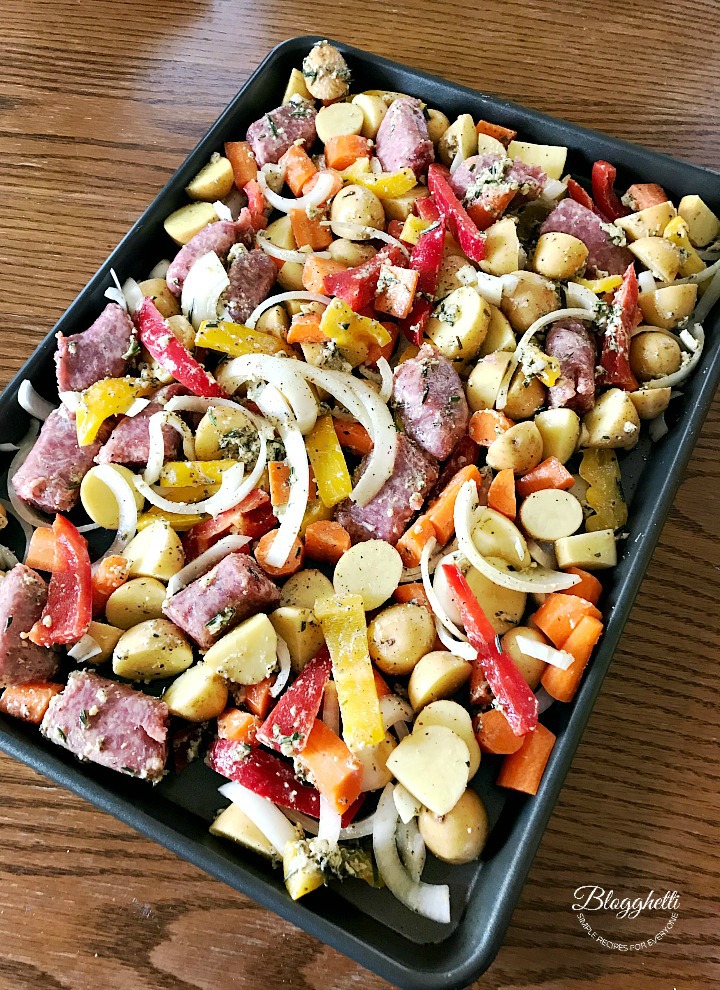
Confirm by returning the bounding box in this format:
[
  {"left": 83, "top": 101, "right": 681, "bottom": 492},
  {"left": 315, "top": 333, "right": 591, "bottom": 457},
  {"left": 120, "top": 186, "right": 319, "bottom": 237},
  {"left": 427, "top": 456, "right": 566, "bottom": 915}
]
[
  {"left": 0, "top": 565, "right": 59, "bottom": 686},
  {"left": 55, "top": 303, "right": 135, "bottom": 394},
  {"left": 166, "top": 217, "right": 254, "bottom": 298},
  {"left": 222, "top": 248, "right": 277, "bottom": 324},
  {"left": 246, "top": 100, "right": 318, "bottom": 167},
  {"left": 539, "top": 198, "right": 633, "bottom": 277},
  {"left": 393, "top": 344, "right": 469, "bottom": 460},
  {"left": 375, "top": 97, "right": 435, "bottom": 177},
  {"left": 545, "top": 319, "right": 597, "bottom": 414}
]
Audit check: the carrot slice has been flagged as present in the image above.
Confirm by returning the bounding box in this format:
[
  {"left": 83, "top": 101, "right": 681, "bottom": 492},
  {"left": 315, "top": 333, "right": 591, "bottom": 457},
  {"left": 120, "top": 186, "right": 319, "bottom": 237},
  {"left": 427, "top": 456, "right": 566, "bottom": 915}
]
[
  {"left": 304, "top": 521, "right": 351, "bottom": 566},
  {"left": 224, "top": 141, "right": 258, "bottom": 187},
  {"left": 496, "top": 722, "right": 556, "bottom": 795},
  {"left": 516, "top": 457, "right": 574, "bottom": 498},
  {"left": 91, "top": 555, "right": 130, "bottom": 616},
  {"left": 392, "top": 582, "right": 432, "bottom": 611},
  {"left": 487, "top": 468, "right": 516, "bottom": 519},
  {"left": 372, "top": 668, "right": 392, "bottom": 698},
  {"left": 254, "top": 530, "right": 304, "bottom": 578},
  {"left": 468, "top": 409, "right": 515, "bottom": 446},
  {"left": 559, "top": 567, "right": 603, "bottom": 607},
  {"left": 302, "top": 256, "right": 347, "bottom": 294},
  {"left": 296, "top": 718, "right": 363, "bottom": 814},
  {"left": 324, "top": 135, "right": 373, "bottom": 171},
  {"left": 287, "top": 312, "right": 329, "bottom": 345},
  {"left": 289, "top": 208, "right": 333, "bottom": 251},
  {"left": 532, "top": 593, "right": 603, "bottom": 649},
  {"left": 0, "top": 682, "right": 63, "bottom": 724},
  {"left": 541, "top": 615, "right": 603, "bottom": 702},
  {"left": 25, "top": 527, "right": 57, "bottom": 571},
  {"left": 625, "top": 182, "right": 668, "bottom": 211},
  {"left": 396, "top": 516, "right": 436, "bottom": 569},
  {"left": 244, "top": 677, "right": 275, "bottom": 719},
  {"left": 332, "top": 419, "right": 373, "bottom": 456},
  {"left": 217, "top": 709, "right": 262, "bottom": 745},
  {"left": 474, "top": 708, "right": 524, "bottom": 755},
  {"left": 475, "top": 119, "right": 517, "bottom": 147},
  {"left": 268, "top": 462, "right": 291, "bottom": 507},
  {"left": 279, "top": 145, "right": 317, "bottom": 198},
  {"left": 302, "top": 168, "right": 343, "bottom": 200},
  {"left": 425, "top": 465, "right": 482, "bottom": 546}
]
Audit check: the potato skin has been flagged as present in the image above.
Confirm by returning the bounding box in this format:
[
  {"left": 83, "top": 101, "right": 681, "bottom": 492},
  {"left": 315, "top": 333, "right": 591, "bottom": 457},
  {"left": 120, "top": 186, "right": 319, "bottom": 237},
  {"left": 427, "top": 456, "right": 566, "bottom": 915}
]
[
  {"left": 629, "top": 331, "right": 682, "bottom": 382},
  {"left": 330, "top": 186, "right": 385, "bottom": 238},
  {"left": 533, "top": 232, "right": 588, "bottom": 280},
  {"left": 502, "top": 369, "right": 547, "bottom": 420},
  {"left": 418, "top": 789, "right": 489, "bottom": 864},
  {"left": 112, "top": 618, "right": 193, "bottom": 682},
  {"left": 408, "top": 651, "right": 472, "bottom": 710},
  {"left": 105, "top": 578, "right": 167, "bottom": 630},
  {"left": 486, "top": 421, "right": 544, "bottom": 474},
  {"left": 500, "top": 272, "right": 560, "bottom": 332},
  {"left": 368, "top": 604, "right": 436, "bottom": 676}
]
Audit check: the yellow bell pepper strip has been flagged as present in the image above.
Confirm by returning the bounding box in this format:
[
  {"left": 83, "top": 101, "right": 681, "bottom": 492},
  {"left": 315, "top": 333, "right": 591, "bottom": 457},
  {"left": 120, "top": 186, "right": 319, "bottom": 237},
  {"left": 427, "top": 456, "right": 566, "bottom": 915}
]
[
  {"left": 76, "top": 377, "right": 150, "bottom": 446},
  {"left": 576, "top": 275, "right": 623, "bottom": 294},
  {"left": 300, "top": 496, "right": 334, "bottom": 536},
  {"left": 399, "top": 215, "right": 431, "bottom": 245},
  {"left": 350, "top": 167, "right": 417, "bottom": 199},
  {"left": 195, "top": 320, "right": 287, "bottom": 358},
  {"left": 579, "top": 448, "right": 628, "bottom": 532},
  {"left": 305, "top": 416, "right": 352, "bottom": 508},
  {"left": 314, "top": 594, "right": 385, "bottom": 751},
  {"left": 160, "top": 485, "right": 221, "bottom": 503},
  {"left": 137, "top": 507, "right": 208, "bottom": 531},
  {"left": 340, "top": 158, "right": 372, "bottom": 181},
  {"left": 663, "top": 216, "right": 706, "bottom": 276},
  {"left": 158, "top": 460, "right": 236, "bottom": 488},
  {"left": 319, "top": 298, "right": 392, "bottom": 366}
]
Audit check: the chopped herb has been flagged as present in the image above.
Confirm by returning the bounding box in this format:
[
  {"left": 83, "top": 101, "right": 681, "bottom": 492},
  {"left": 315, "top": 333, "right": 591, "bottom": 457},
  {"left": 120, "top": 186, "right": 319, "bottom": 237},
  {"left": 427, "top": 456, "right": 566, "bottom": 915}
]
[
  {"left": 79, "top": 710, "right": 90, "bottom": 729},
  {"left": 4, "top": 615, "right": 12, "bottom": 631},
  {"left": 267, "top": 115, "right": 279, "bottom": 138},
  {"left": 205, "top": 606, "right": 237, "bottom": 636},
  {"left": 57, "top": 727, "right": 67, "bottom": 743}
]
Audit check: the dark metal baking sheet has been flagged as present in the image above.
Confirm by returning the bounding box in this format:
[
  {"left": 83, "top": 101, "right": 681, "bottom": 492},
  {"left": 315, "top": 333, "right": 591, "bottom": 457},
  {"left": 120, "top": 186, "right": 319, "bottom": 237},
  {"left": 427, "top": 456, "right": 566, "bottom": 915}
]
[{"left": 0, "top": 35, "right": 718, "bottom": 990}]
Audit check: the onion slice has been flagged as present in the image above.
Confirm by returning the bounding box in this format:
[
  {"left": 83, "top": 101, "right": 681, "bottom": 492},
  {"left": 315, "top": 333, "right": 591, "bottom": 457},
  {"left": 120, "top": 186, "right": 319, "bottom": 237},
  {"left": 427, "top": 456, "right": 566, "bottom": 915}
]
[
  {"left": 535, "top": 686, "right": 556, "bottom": 714},
  {"left": 380, "top": 695, "right": 414, "bottom": 730},
  {"left": 216, "top": 354, "right": 319, "bottom": 435},
  {"left": 422, "top": 540, "right": 468, "bottom": 642},
  {"left": 144, "top": 411, "right": 196, "bottom": 486},
  {"left": 338, "top": 813, "right": 378, "bottom": 841},
  {"left": 375, "top": 356, "right": 393, "bottom": 403},
  {"left": 218, "top": 781, "right": 299, "bottom": 855},
  {"left": 148, "top": 259, "right": 171, "bottom": 280},
  {"left": 669, "top": 255, "right": 720, "bottom": 286},
  {"left": 515, "top": 634, "right": 574, "bottom": 670},
  {"left": 372, "top": 785, "right": 450, "bottom": 924},
  {"left": 396, "top": 818, "right": 426, "bottom": 883},
  {"left": 166, "top": 534, "right": 251, "bottom": 599},
  {"left": 89, "top": 465, "right": 139, "bottom": 570},
  {"left": 67, "top": 634, "right": 102, "bottom": 662},
  {"left": 256, "top": 231, "right": 331, "bottom": 266},
  {"left": 649, "top": 411, "right": 669, "bottom": 442},
  {"left": 257, "top": 169, "right": 336, "bottom": 215},
  {"left": 320, "top": 220, "right": 411, "bottom": 258},
  {"left": 18, "top": 381, "right": 55, "bottom": 421},
  {"left": 271, "top": 635, "right": 292, "bottom": 699},
  {"left": 181, "top": 251, "right": 230, "bottom": 330},
  {"left": 455, "top": 481, "right": 580, "bottom": 593},
  {"left": 121, "top": 277, "right": 144, "bottom": 316}
]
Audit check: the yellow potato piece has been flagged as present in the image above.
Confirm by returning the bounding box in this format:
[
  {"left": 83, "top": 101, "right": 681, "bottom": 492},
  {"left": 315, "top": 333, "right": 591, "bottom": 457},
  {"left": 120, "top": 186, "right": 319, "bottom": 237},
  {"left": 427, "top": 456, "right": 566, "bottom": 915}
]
[
  {"left": 80, "top": 464, "right": 144, "bottom": 529},
  {"left": 112, "top": 618, "right": 193, "bottom": 681},
  {"left": 333, "top": 540, "right": 403, "bottom": 611},
  {"left": 414, "top": 700, "right": 481, "bottom": 778},
  {"left": 507, "top": 140, "right": 567, "bottom": 180},
  {"left": 203, "top": 613, "right": 277, "bottom": 684},
  {"left": 519, "top": 489, "right": 584, "bottom": 542},
  {"left": 386, "top": 725, "right": 470, "bottom": 816},
  {"left": 316, "top": 102, "right": 364, "bottom": 144},
  {"left": 408, "top": 650, "right": 472, "bottom": 710},
  {"left": 210, "top": 803, "right": 275, "bottom": 860},
  {"left": 554, "top": 529, "right": 617, "bottom": 570},
  {"left": 269, "top": 606, "right": 325, "bottom": 673},
  {"left": 105, "top": 577, "right": 167, "bottom": 630},
  {"left": 164, "top": 202, "right": 218, "bottom": 246},
  {"left": 162, "top": 662, "right": 229, "bottom": 721},
  {"left": 185, "top": 154, "right": 235, "bottom": 202},
  {"left": 123, "top": 520, "right": 185, "bottom": 582}
]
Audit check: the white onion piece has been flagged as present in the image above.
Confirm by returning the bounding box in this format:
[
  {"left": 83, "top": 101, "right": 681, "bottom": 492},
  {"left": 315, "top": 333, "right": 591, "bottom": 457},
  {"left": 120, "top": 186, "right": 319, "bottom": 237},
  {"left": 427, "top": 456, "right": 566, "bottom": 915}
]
[
  {"left": 694, "top": 266, "right": 720, "bottom": 324},
  {"left": 317, "top": 680, "right": 342, "bottom": 843},
  {"left": 399, "top": 539, "right": 457, "bottom": 585},
  {"left": 257, "top": 169, "right": 336, "bottom": 215},
  {"left": 535, "top": 686, "right": 556, "bottom": 714},
  {"left": 58, "top": 391, "right": 81, "bottom": 413},
  {"left": 166, "top": 534, "right": 251, "bottom": 599},
  {"left": 254, "top": 385, "right": 307, "bottom": 567},
  {"left": 89, "top": 465, "right": 138, "bottom": 570},
  {"left": 376, "top": 357, "right": 393, "bottom": 403},
  {"left": 218, "top": 781, "right": 299, "bottom": 855},
  {"left": 394, "top": 720, "right": 410, "bottom": 741},
  {"left": 380, "top": 695, "right": 414, "bottom": 730},
  {"left": 148, "top": 259, "right": 171, "bottom": 280},
  {"left": 542, "top": 178, "right": 567, "bottom": 200},
  {"left": 271, "top": 635, "right": 292, "bottom": 699},
  {"left": 245, "top": 291, "right": 331, "bottom": 331},
  {"left": 181, "top": 251, "right": 230, "bottom": 330},
  {"left": 637, "top": 270, "right": 656, "bottom": 294},
  {"left": 143, "top": 411, "right": 196, "bottom": 486},
  {"left": 76, "top": 523, "right": 100, "bottom": 534},
  {"left": 649, "top": 412, "right": 669, "bottom": 442},
  {"left": 396, "top": 818, "right": 426, "bottom": 883},
  {"left": 67, "top": 634, "right": 102, "bottom": 662},
  {"left": 339, "top": 812, "right": 378, "bottom": 840},
  {"left": 698, "top": 243, "right": 720, "bottom": 261},
  {"left": 526, "top": 538, "right": 558, "bottom": 570},
  {"left": 449, "top": 148, "right": 465, "bottom": 175},
  {"left": 0, "top": 442, "right": 20, "bottom": 452},
  {"left": 256, "top": 231, "right": 331, "bottom": 266},
  {"left": 642, "top": 323, "right": 704, "bottom": 389},
  {"left": 515, "top": 634, "right": 574, "bottom": 670},
  {"left": 370, "top": 157, "right": 383, "bottom": 175},
  {"left": 393, "top": 784, "right": 421, "bottom": 824},
  {"left": 163, "top": 396, "right": 274, "bottom": 442},
  {"left": 7, "top": 422, "right": 52, "bottom": 531},
  {"left": 121, "top": 277, "right": 145, "bottom": 316},
  {"left": 0, "top": 498, "right": 36, "bottom": 561},
  {"left": 213, "top": 199, "right": 233, "bottom": 221},
  {"left": 496, "top": 308, "right": 597, "bottom": 411},
  {"left": 320, "top": 220, "right": 411, "bottom": 258},
  {"left": 669, "top": 255, "right": 720, "bottom": 286},
  {"left": 422, "top": 539, "right": 468, "bottom": 642},
  {"left": 455, "top": 481, "right": 580, "bottom": 593},
  {"left": 216, "top": 354, "right": 319, "bottom": 435},
  {"left": 105, "top": 268, "right": 127, "bottom": 310},
  {"left": 373, "top": 785, "right": 450, "bottom": 924},
  {"left": 435, "top": 620, "right": 477, "bottom": 662},
  {"left": 18, "top": 381, "right": 55, "bottom": 421},
  {"left": 564, "top": 282, "right": 601, "bottom": 310},
  {"left": 124, "top": 397, "right": 151, "bottom": 418}
]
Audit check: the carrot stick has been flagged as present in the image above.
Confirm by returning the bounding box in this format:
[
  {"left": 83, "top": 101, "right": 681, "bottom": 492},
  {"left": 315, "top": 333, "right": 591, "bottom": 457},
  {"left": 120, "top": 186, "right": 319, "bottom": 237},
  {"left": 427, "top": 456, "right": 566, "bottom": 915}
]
[
  {"left": 244, "top": 677, "right": 275, "bottom": 719},
  {"left": 324, "top": 135, "right": 373, "bottom": 171},
  {"left": 487, "top": 468, "right": 516, "bottom": 519},
  {"left": 25, "top": 527, "right": 57, "bottom": 571},
  {"left": 425, "top": 464, "right": 482, "bottom": 545},
  {"left": 516, "top": 457, "right": 574, "bottom": 498},
  {"left": 268, "top": 462, "right": 291, "bottom": 507},
  {"left": 392, "top": 582, "right": 433, "bottom": 611},
  {"left": 217, "top": 709, "right": 262, "bottom": 745},
  {"left": 496, "top": 722, "right": 556, "bottom": 795},
  {"left": 91, "top": 555, "right": 130, "bottom": 616},
  {"left": 541, "top": 615, "right": 603, "bottom": 702},
  {"left": 224, "top": 141, "right": 258, "bottom": 187},
  {"left": 332, "top": 419, "right": 373, "bottom": 456},
  {"left": 0, "top": 682, "right": 63, "bottom": 724},
  {"left": 254, "top": 530, "right": 304, "bottom": 578},
  {"left": 625, "top": 182, "right": 668, "bottom": 211},
  {"left": 302, "top": 256, "right": 347, "bottom": 294},
  {"left": 532, "top": 593, "right": 602, "bottom": 648},
  {"left": 475, "top": 120, "right": 517, "bottom": 147},
  {"left": 559, "top": 567, "right": 603, "bottom": 606},
  {"left": 296, "top": 718, "right": 363, "bottom": 814},
  {"left": 287, "top": 312, "right": 329, "bottom": 345},
  {"left": 289, "top": 208, "right": 333, "bottom": 251},
  {"left": 304, "top": 520, "right": 351, "bottom": 565},
  {"left": 302, "top": 168, "right": 343, "bottom": 200},
  {"left": 468, "top": 409, "right": 515, "bottom": 446},
  {"left": 372, "top": 668, "right": 392, "bottom": 698},
  {"left": 279, "top": 145, "right": 317, "bottom": 198},
  {"left": 396, "top": 516, "right": 436, "bottom": 568},
  {"left": 474, "top": 708, "right": 524, "bottom": 755}
]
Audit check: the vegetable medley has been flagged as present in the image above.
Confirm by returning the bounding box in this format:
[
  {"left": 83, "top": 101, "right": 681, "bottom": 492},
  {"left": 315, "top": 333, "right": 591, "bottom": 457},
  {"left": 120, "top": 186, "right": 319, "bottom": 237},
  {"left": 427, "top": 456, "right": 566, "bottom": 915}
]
[{"left": 2, "top": 40, "right": 719, "bottom": 922}]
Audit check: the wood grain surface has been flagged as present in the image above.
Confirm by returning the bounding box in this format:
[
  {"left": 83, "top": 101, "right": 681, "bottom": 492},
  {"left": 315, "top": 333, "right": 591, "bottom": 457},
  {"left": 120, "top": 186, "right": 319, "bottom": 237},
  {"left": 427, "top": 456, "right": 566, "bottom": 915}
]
[{"left": 1, "top": 2, "right": 719, "bottom": 987}]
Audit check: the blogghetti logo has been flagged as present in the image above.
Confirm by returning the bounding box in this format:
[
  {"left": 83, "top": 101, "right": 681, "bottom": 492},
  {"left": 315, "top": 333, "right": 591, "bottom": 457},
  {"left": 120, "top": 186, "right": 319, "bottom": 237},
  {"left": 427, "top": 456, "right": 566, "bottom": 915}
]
[{"left": 572, "top": 885, "right": 680, "bottom": 952}]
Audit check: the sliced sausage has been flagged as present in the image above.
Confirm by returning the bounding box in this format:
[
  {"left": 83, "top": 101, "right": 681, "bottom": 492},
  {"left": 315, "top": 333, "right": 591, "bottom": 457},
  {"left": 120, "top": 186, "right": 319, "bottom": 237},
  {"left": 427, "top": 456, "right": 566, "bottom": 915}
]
[
  {"left": 336, "top": 434, "right": 439, "bottom": 545},
  {"left": 40, "top": 670, "right": 169, "bottom": 782},
  {"left": 163, "top": 552, "right": 281, "bottom": 651},
  {"left": 166, "top": 216, "right": 254, "bottom": 298},
  {"left": 450, "top": 154, "right": 546, "bottom": 203},
  {"left": 539, "top": 198, "right": 633, "bottom": 277},
  {"left": 546, "top": 319, "right": 597, "bottom": 414},
  {"left": 393, "top": 344, "right": 469, "bottom": 460},
  {"left": 12, "top": 406, "right": 105, "bottom": 514},
  {"left": 55, "top": 303, "right": 135, "bottom": 394},
  {"left": 0, "top": 565, "right": 59, "bottom": 686},
  {"left": 246, "top": 99, "right": 318, "bottom": 167},
  {"left": 375, "top": 97, "right": 435, "bottom": 177},
  {"left": 222, "top": 248, "right": 277, "bottom": 324},
  {"left": 96, "top": 401, "right": 179, "bottom": 467}
]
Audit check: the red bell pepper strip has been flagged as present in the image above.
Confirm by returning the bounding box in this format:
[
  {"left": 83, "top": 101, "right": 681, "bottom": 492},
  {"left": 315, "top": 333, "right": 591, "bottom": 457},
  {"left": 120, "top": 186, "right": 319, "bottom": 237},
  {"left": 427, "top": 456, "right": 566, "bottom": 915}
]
[
  {"left": 208, "top": 740, "right": 321, "bottom": 817},
  {"left": 591, "top": 160, "right": 630, "bottom": 222},
  {"left": 256, "top": 649, "right": 332, "bottom": 755},
  {"left": 136, "top": 298, "right": 227, "bottom": 398},
  {"left": 399, "top": 216, "right": 446, "bottom": 345},
  {"left": 566, "top": 178, "right": 596, "bottom": 213},
  {"left": 415, "top": 196, "right": 441, "bottom": 222},
  {"left": 243, "top": 179, "right": 268, "bottom": 229},
  {"left": 427, "top": 164, "right": 486, "bottom": 263},
  {"left": 323, "top": 245, "right": 407, "bottom": 312},
  {"left": 442, "top": 563, "right": 538, "bottom": 736},
  {"left": 182, "top": 489, "right": 276, "bottom": 560},
  {"left": 466, "top": 186, "right": 517, "bottom": 231},
  {"left": 428, "top": 434, "right": 481, "bottom": 501},
  {"left": 341, "top": 793, "right": 366, "bottom": 828},
  {"left": 29, "top": 516, "right": 92, "bottom": 647},
  {"left": 597, "top": 263, "right": 639, "bottom": 391}
]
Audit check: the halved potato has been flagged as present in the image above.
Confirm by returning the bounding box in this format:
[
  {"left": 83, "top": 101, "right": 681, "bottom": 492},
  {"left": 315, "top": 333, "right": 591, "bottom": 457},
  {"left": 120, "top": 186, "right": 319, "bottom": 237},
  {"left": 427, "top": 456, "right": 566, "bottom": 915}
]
[
  {"left": 637, "top": 284, "right": 698, "bottom": 329},
  {"left": 478, "top": 306, "right": 516, "bottom": 356},
  {"left": 162, "top": 662, "right": 229, "bottom": 721},
  {"left": 629, "top": 387, "right": 672, "bottom": 420},
  {"left": 466, "top": 351, "right": 514, "bottom": 411},
  {"left": 580, "top": 388, "right": 641, "bottom": 449},
  {"left": 519, "top": 489, "right": 584, "bottom": 541},
  {"left": 164, "top": 202, "right": 218, "bottom": 246},
  {"left": 507, "top": 140, "right": 567, "bottom": 180},
  {"left": 438, "top": 114, "right": 477, "bottom": 166},
  {"left": 414, "top": 700, "right": 481, "bottom": 779},
  {"left": 678, "top": 194, "right": 720, "bottom": 247},
  {"left": 534, "top": 408, "right": 580, "bottom": 463},
  {"left": 472, "top": 507, "right": 531, "bottom": 569},
  {"left": 479, "top": 217, "right": 520, "bottom": 276},
  {"left": 427, "top": 287, "right": 491, "bottom": 361},
  {"left": 185, "top": 154, "right": 235, "bottom": 202},
  {"left": 407, "top": 651, "right": 472, "bottom": 711},
  {"left": 555, "top": 529, "right": 617, "bottom": 570},
  {"left": 616, "top": 201, "right": 676, "bottom": 241},
  {"left": 486, "top": 421, "right": 544, "bottom": 474},
  {"left": 386, "top": 725, "right": 470, "bottom": 815},
  {"left": 628, "top": 237, "right": 682, "bottom": 283},
  {"left": 112, "top": 618, "right": 193, "bottom": 681}
]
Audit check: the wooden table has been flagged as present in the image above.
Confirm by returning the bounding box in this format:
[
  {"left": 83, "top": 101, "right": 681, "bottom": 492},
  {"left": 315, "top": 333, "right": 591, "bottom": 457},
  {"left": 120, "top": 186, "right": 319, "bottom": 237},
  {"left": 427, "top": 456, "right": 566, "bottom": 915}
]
[{"left": 1, "top": 2, "right": 718, "bottom": 987}]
